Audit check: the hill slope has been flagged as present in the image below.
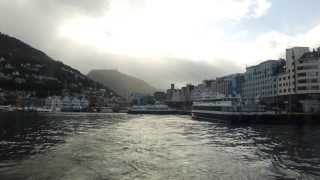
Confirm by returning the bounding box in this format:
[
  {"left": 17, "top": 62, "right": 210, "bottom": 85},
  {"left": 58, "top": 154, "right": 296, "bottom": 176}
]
[
  {"left": 0, "top": 32, "right": 115, "bottom": 97},
  {"left": 87, "top": 69, "right": 157, "bottom": 97}
]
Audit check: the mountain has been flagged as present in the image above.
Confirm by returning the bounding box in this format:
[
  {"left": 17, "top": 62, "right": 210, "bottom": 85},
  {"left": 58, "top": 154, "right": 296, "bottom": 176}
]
[
  {"left": 87, "top": 69, "right": 157, "bottom": 97},
  {"left": 0, "top": 32, "right": 116, "bottom": 97}
]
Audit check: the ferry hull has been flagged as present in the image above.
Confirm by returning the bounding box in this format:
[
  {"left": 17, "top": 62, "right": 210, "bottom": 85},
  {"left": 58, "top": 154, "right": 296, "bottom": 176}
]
[{"left": 191, "top": 111, "right": 320, "bottom": 125}]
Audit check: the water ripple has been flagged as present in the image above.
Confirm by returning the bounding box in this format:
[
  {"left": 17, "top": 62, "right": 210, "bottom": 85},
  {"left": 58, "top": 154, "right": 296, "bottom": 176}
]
[{"left": 0, "top": 113, "right": 320, "bottom": 179}]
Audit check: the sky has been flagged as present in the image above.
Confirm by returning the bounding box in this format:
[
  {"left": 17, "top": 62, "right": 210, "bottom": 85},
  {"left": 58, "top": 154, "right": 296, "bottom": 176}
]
[{"left": 1, "top": 0, "right": 320, "bottom": 89}]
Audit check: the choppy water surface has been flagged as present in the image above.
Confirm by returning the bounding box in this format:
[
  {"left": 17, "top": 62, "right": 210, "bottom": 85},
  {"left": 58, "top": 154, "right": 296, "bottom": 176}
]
[{"left": 0, "top": 113, "right": 320, "bottom": 180}]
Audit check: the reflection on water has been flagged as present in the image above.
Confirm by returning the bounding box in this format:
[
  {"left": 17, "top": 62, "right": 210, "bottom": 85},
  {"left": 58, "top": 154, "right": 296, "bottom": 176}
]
[{"left": 0, "top": 112, "right": 320, "bottom": 180}]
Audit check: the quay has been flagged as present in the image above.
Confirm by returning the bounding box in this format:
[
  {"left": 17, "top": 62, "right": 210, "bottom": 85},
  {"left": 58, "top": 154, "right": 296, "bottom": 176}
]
[{"left": 192, "top": 112, "right": 320, "bottom": 125}]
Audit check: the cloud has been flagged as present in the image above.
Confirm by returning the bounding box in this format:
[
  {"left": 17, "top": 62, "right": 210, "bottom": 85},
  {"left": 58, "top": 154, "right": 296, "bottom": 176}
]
[
  {"left": 220, "top": 24, "right": 320, "bottom": 67},
  {"left": 252, "top": 0, "right": 272, "bottom": 18},
  {"left": 0, "top": 0, "right": 108, "bottom": 49},
  {"left": 31, "top": 0, "right": 108, "bottom": 16},
  {"left": 0, "top": 0, "right": 273, "bottom": 58},
  {"left": 2, "top": 0, "right": 304, "bottom": 89},
  {"left": 56, "top": 0, "right": 273, "bottom": 63},
  {"left": 5, "top": 0, "right": 319, "bottom": 89}
]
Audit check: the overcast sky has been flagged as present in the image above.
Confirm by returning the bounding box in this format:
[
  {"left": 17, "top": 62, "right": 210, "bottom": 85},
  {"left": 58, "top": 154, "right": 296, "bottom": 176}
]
[{"left": 1, "top": 0, "right": 320, "bottom": 89}]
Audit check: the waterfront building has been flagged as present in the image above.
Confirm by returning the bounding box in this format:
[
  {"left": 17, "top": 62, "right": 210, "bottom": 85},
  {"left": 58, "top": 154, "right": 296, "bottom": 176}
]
[
  {"left": 165, "top": 84, "right": 194, "bottom": 109},
  {"left": 295, "top": 48, "right": 320, "bottom": 94},
  {"left": 191, "top": 80, "right": 222, "bottom": 101},
  {"left": 216, "top": 73, "right": 244, "bottom": 98},
  {"left": 164, "top": 46, "right": 320, "bottom": 112},
  {"left": 154, "top": 91, "right": 166, "bottom": 102},
  {"left": 62, "top": 96, "right": 72, "bottom": 111},
  {"left": 128, "top": 92, "right": 145, "bottom": 105},
  {"left": 215, "top": 78, "right": 229, "bottom": 97},
  {"left": 286, "top": 47, "right": 320, "bottom": 112},
  {"left": 71, "top": 97, "right": 81, "bottom": 111},
  {"left": 171, "top": 89, "right": 182, "bottom": 102},
  {"left": 45, "top": 96, "right": 62, "bottom": 111},
  {"left": 277, "top": 73, "right": 290, "bottom": 96},
  {"left": 242, "top": 47, "right": 320, "bottom": 112},
  {"left": 60, "top": 96, "right": 89, "bottom": 112},
  {"left": 80, "top": 96, "right": 89, "bottom": 110},
  {"left": 243, "top": 59, "right": 284, "bottom": 103},
  {"left": 166, "top": 84, "right": 176, "bottom": 102},
  {"left": 166, "top": 83, "right": 184, "bottom": 102},
  {"left": 277, "top": 47, "right": 310, "bottom": 96},
  {"left": 180, "top": 84, "right": 194, "bottom": 103},
  {"left": 191, "top": 83, "right": 203, "bottom": 101},
  {"left": 190, "top": 74, "right": 244, "bottom": 103}
]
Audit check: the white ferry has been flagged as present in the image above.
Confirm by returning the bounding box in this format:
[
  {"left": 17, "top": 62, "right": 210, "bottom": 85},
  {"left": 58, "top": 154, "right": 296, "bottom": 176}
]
[{"left": 191, "top": 97, "right": 277, "bottom": 123}]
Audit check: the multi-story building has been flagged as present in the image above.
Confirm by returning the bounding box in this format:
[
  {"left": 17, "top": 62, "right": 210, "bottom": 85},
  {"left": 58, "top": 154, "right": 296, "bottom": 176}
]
[
  {"left": 154, "top": 91, "right": 167, "bottom": 102},
  {"left": 71, "top": 97, "right": 81, "bottom": 111},
  {"left": 181, "top": 84, "right": 194, "bottom": 103},
  {"left": 191, "top": 80, "right": 218, "bottom": 101},
  {"left": 165, "top": 84, "right": 194, "bottom": 109},
  {"left": 190, "top": 74, "right": 244, "bottom": 101},
  {"left": 166, "top": 47, "right": 320, "bottom": 112},
  {"left": 276, "top": 47, "right": 320, "bottom": 112},
  {"left": 242, "top": 47, "right": 320, "bottom": 112},
  {"left": 60, "top": 96, "right": 89, "bottom": 111},
  {"left": 167, "top": 84, "right": 194, "bottom": 103},
  {"left": 45, "top": 96, "right": 62, "bottom": 111},
  {"left": 295, "top": 49, "right": 320, "bottom": 94},
  {"left": 191, "top": 82, "right": 206, "bottom": 101},
  {"left": 80, "top": 96, "right": 89, "bottom": 109},
  {"left": 217, "top": 73, "right": 244, "bottom": 97},
  {"left": 277, "top": 47, "right": 310, "bottom": 96},
  {"left": 243, "top": 59, "right": 285, "bottom": 102},
  {"left": 166, "top": 84, "right": 176, "bottom": 102}
]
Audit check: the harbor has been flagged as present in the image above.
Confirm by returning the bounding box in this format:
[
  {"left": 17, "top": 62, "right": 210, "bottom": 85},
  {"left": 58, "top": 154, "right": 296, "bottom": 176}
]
[
  {"left": 2, "top": 1, "right": 320, "bottom": 179},
  {"left": 1, "top": 112, "right": 320, "bottom": 180}
]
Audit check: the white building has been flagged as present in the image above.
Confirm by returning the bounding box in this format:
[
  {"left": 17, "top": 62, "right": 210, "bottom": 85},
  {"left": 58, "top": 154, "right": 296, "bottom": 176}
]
[
  {"left": 62, "top": 96, "right": 72, "bottom": 110},
  {"left": 45, "top": 96, "right": 62, "bottom": 112},
  {"left": 80, "top": 96, "right": 89, "bottom": 109},
  {"left": 71, "top": 97, "right": 81, "bottom": 111},
  {"left": 60, "top": 96, "right": 88, "bottom": 111},
  {"left": 243, "top": 60, "right": 284, "bottom": 101},
  {"left": 191, "top": 80, "right": 224, "bottom": 101},
  {"left": 277, "top": 47, "right": 310, "bottom": 95},
  {"left": 243, "top": 47, "right": 320, "bottom": 112},
  {"left": 295, "top": 49, "right": 320, "bottom": 94}
]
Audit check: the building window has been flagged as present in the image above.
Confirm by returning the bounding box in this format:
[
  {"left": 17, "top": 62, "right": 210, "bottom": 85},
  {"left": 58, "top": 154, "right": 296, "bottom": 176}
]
[
  {"left": 297, "top": 86, "right": 307, "bottom": 90},
  {"left": 311, "top": 79, "right": 318, "bottom": 83},
  {"left": 297, "top": 73, "right": 306, "bottom": 77},
  {"left": 298, "top": 79, "right": 307, "bottom": 84}
]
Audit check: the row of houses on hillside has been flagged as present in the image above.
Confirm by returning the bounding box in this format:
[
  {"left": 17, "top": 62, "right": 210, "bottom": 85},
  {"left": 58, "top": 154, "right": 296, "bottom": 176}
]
[{"left": 45, "top": 96, "right": 89, "bottom": 112}]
